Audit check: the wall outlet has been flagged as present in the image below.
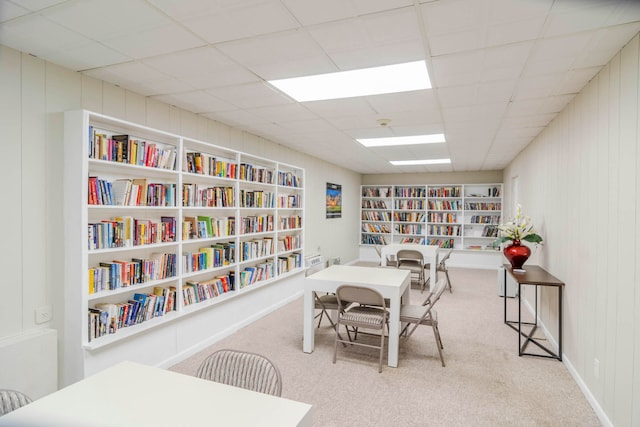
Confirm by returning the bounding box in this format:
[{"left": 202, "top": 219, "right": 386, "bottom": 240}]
[
  {"left": 35, "top": 305, "right": 52, "bottom": 324},
  {"left": 593, "top": 358, "right": 600, "bottom": 379}
]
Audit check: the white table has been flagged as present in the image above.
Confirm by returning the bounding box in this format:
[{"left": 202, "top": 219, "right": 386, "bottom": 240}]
[
  {"left": 304, "top": 265, "right": 411, "bottom": 368},
  {"left": 380, "top": 243, "right": 439, "bottom": 286},
  {"left": 0, "top": 361, "right": 312, "bottom": 427}
]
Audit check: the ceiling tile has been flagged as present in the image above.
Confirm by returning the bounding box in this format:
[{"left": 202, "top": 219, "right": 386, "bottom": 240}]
[
  {"left": 151, "top": 91, "right": 235, "bottom": 113},
  {"left": 176, "top": 0, "right": 299, "bottom": 44},
  {"left": 0, "top": 0, "right": 30, "bottom": 22},
  {"left": 281, "top": 0, "right": 359, "bottom": 25},
  {"left": 83, "top": 62, "right": 171, "bottom": 88},
  {"left": 206, "top": 82, "right": 293, "bottom": 109}
]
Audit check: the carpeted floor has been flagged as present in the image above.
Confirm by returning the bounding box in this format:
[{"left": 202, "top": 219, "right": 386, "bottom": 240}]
[{"left": 169, "top": 266, "right": 601, "bottom": 427}]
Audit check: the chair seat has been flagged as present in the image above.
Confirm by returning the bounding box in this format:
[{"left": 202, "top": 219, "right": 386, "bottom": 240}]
[
  {"left": 342, "top": 306, "right": 387, "bottom": 326},
  {"left": 399, "top": 304, "right": 437, "bottom": 325}
]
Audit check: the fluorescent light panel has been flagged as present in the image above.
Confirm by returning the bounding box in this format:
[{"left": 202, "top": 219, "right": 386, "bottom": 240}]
[
  {"left": 357, "top": 134, "right": 445, "bottom": 147},
  {"left": 390, "top": 159, "right": 451, "bottom": 166},
  {"left": 268, "top": 60, "right": 431, "bottom": 102}
]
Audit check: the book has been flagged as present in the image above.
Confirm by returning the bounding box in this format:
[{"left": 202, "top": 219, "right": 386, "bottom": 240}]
[{"left": 131, "top": 178, "right": 148, "bottom": 206}]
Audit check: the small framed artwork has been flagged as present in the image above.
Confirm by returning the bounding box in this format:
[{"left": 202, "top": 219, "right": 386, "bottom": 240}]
[{"left": 326, "top": 182, "right": 342, "bottom": 219}]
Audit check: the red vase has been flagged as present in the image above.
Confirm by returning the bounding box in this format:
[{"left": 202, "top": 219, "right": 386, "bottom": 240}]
[{"left": 503, "top": 240, "right": 531, "bottom": 269}]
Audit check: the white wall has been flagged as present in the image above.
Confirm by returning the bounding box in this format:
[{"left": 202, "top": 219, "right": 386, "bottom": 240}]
[
  {"left": 0, "top": 44, "right": 361, "bottom": 393},
  {"left": 502, "top": 34, "right": 640, "bottom": 427}
]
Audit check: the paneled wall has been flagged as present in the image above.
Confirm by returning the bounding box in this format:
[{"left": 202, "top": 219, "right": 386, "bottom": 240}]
[
  {"left": 0, "top": 44, "right": 361, "bottom": 391},
  {"left": 503, "top": 34, "right": 640, "bottom": 427}
]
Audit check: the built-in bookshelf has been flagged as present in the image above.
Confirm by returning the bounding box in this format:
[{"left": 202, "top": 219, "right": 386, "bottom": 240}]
[
  {"left": 66, "top": 110, "right": 305, "bottom": 350},
  {"left": 361, "top": 183, "right": 502, "bottom": 251}
]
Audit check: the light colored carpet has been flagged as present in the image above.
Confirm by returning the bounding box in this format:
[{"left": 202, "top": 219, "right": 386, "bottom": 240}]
[{"left": 169, "top": 266, "right": 600, "bottom": 427}]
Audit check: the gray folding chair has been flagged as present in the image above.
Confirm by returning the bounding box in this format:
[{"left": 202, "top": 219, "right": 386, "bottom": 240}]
[
  {"left": 399, "top": 278, "right": 448, "bottom": 367},
  {"left": 396, "top": 249, "right": 426, "bottom": 292},
  {"left": 333, "top": 285, "right": 389, "bottom": 373},
  {"left": 196, "top": 349, "right": 282, "bottom": 396},
  {"left": 425, "top": 248, "right": 453, "bottom": 293},
  {"left": 0, "top": 389, "right": 32, "bottom": 416}
]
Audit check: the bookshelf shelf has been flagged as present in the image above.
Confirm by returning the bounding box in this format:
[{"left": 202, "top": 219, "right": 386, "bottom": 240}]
[
  {"left": 360, "top": 183, "right": 502, "bottom": 251},
  {"left": 66, "top": 110, "right": 305, "bottom": 352}
]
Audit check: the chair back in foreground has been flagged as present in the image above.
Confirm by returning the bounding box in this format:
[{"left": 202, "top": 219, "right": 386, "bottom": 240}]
[
  {"left": 333, "top": 285, "right": 389, "bottom": 373},
  {"left": 196, "top": 349, "right": 282, "bottom": 397},
  {"left": 438, "top": 248, "right": 454, "bottom": 293},
  {"left": 399, "top": 278, "right": 449, "bottom": 367},
  {"left": 0, "top": 389, "right": 32, "bottom": 416},
  {"left": 396, "top": 249, "right": 426, "bottom": 291}
]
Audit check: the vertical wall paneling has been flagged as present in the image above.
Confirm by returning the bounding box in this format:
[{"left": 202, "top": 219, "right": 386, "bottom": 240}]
[
  {"left": 21, "top": 53, "right": 47, "bottom": 329},
  {"left": 593, "top": 63, "right": 610, "bottom": 403},
  {"left": 633, "top": 35, "right": 640, "bottom": 427},
  {"left": 124, "top": 90, "right": 146, "bottom": 124},
  {"left": 0, "top": 46, "right": 23, "bottom": 336},
  {"left": 614, "top": 35, "right": 638, "bottom": 427},
  {"left": 604, "top": 50, "right": 621, "bottom": 418},
  {"left": 81, "top": 75, "right": 102, "bottom": 113},
  {"left": 102, "top": 82, "right": 126, "bottom": 118},
  {"left": 504, "top": 33, "right": 640, "bottom": 426}
]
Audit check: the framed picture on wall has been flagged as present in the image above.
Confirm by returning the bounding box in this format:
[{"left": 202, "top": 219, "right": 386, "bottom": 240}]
[{"left": 326, "top": 182, "right": 342, "bottom": 219}]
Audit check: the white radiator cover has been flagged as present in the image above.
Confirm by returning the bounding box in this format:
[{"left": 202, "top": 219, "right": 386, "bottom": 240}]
[{"left": 0, "top": 329, "right": 58, "bottom": 399}]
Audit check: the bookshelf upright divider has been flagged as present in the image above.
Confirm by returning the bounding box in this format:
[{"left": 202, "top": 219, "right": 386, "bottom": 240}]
[{"left": 65, "top": 110, "right": 305, "bottom": 354}]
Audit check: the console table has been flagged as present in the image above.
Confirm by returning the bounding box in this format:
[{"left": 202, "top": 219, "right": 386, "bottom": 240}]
[{"left": 502, "top": 264, "right": 564, "bottom": 361}]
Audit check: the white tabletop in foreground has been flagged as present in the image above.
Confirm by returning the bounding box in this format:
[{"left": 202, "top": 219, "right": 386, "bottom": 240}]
[{"left": 0, "top": 361, "right": 312, "bottom": 427}]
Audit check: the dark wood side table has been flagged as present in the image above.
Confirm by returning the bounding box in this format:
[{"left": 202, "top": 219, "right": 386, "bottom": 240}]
[{"left": 502, "top": 264, "right": 564, "bottom": 361}]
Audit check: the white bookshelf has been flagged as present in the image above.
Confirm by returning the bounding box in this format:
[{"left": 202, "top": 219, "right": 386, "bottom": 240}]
[
  {"left": 360, "top": 184, "right": 502, "bottom": 263},
  {"left": 64, "top": 110, "right": 305, "bottom": 355}
]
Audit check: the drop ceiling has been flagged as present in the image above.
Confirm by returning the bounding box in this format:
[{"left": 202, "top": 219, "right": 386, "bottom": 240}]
[{"left": 1, "top": 0, "right": 639, "bottom": 174}]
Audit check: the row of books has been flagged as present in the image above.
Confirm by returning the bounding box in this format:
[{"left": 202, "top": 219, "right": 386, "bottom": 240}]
[
  {"left": 362, "top": 224, "right": 392, "bottom": 233},
  {"left": 279, "top": 215, "right": 302, "bottom": 230},
  {"left": 182, "top": 184, "right": 234, "bottom": 208},
  {"left": 428, "top": 186, "right": 461, "bottom": 198},
  {"left": 394, "top": 187, "right": 426, "bottom": 198},
  {"left": 427, "top": 238, "right": 456, "bottom": 248},
  {"left": 88, "top": 286, "right": 176, "bottom": 341},
  {"left": 399, "top": 237, "right": 425, "bottom": 244},
  {"left": 394, "top": 200, "right": 424, "bottom": 210},
  {"left": 183, "top": 275, "right": 234, "bottom": 306},
  {"left": 277, "top": 194, "right": 301, "bottom": 209},
  {"left": 464, "top": 202, "right": 502, "bottom": 211},
  {"left": 89, "top": 177, "right": 176, "bottom": 207},
  {"left": 88, "top": 216, "right": 176, "bottom": 250},
  {"left": 277, "top": 234, "right": 301, "bottom": 252},
  {"left": 395, "top": 224, "right": 424, "bottom": 235},
  {"left": 238, "top": 163, "right": 274, "bottom": 184},
  {"left": 393, "top": 211, "right": 425, "bottom": 223},
  {"left": 240, "top": 238, "right": 274, "bottom": 262},
  {"left": 361, "top": 235, "right": 389, "bottom": 245},
  {"left": 362, "top": 187, "right": 391, "bottom": 198},
  {"left": 88, "top": 253, "right": 177, "bottom": 294},
  {"left": 278, "top": 171, "right": 303, "bottom": 188},
  {"left": 468, "top": 215, "right": 501, "bottom": 224},
  {"left": 362, "top": 200, "right": 389, "bottom": 209},
  {"left": 89, "top": 128, "right": 177, "bottom": 170},
  {"left": 428, "top": 212, "right": 457, "bottom": 223},
  {"left": 428, "top": 200, "right": 461, "bottom": 211},
  {"left": 277, "top": 253, "right": 302, "bottom": 274},
  {"left": 362, "top": 211, "right": 391, "bottom": 221},
  {"left": 428, "top": 225, "right": 461, "bottom": 236},
  {"left": 183, "top": 151, "right": 237, "bottom": 178},
  {"left": 183, "top": 215, "right": 235, "bottom": 239},
  {"left": 238, "top": 215, "right": 274, "bottom": 234},
  {"left": 238, "top": 262, "right": 275, "bottom": 288},
  {"left": 239, "top": 189, "right": 275, "bottom": 208}
]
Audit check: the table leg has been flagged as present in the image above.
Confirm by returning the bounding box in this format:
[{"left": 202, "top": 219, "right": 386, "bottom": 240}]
[
  {"left": 558, "top": 286, "right": 563, "bottom": 361},
  {"left": 302, "top": 289, "right": 314, "bottom": 353},
  {"left": 387, "top": 293, "right": 400, "bottom": 368}
]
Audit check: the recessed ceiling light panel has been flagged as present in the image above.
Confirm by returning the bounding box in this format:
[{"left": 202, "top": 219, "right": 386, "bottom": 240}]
[
  {"left": 357, "top": 134, "right": 445, "bottom": 147},
  {"left": 268, "top": 61, "right": 431, "bottom": 102},
  {"left": 390, "top": 159, "right": 451, "bottom": 166}
]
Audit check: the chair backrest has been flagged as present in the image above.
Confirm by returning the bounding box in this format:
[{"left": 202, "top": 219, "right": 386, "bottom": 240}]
[
  {"left": 196, "top": 349, "right": 282, "bottom": 397},
  {"left": 439, "top": 249, "right": 453, "bottom": 266},
  {"left": 396, "top": 249, "right": 423, "bottom": 262},
  {"left": 336, "top": 285, "right": 386, "bottom": 310},
  {"left": 430, "top": 277, "right": 448, "bottom": 304},
  {"left": 0, "top": 389, "right": 32, "bottom": 416}
]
